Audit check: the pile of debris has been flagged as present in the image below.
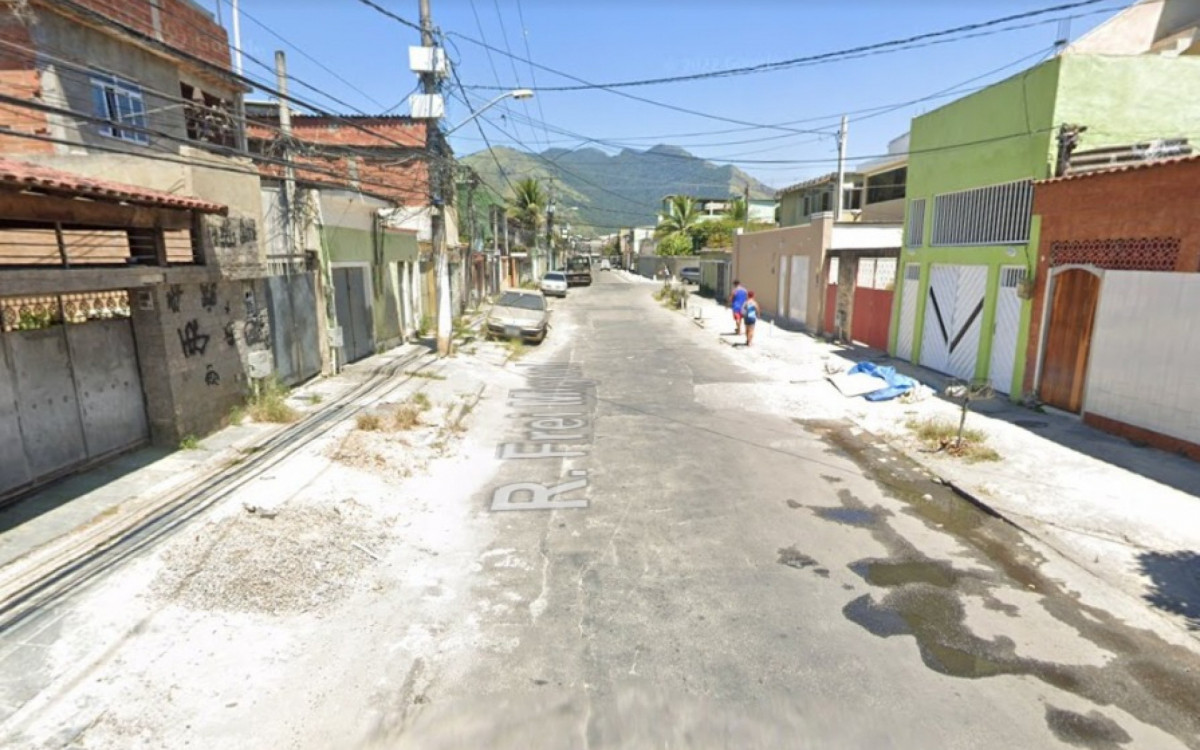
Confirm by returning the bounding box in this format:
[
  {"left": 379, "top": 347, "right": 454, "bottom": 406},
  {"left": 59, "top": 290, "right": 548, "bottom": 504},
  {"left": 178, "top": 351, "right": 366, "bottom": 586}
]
[{"left": 154, "top": 503, "right": 387, "bottom": 615}]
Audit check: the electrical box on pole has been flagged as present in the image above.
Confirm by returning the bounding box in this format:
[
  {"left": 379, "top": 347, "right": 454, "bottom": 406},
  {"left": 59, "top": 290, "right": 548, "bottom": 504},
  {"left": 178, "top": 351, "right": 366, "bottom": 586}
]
[{"left": 408, "top": 46, "right": 448, "bottom": 75}]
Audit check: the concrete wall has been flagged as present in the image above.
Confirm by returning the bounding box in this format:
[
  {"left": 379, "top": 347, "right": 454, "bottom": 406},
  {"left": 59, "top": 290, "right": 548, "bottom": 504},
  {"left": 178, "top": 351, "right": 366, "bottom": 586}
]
[
  {"left": 732, "top": 221, "right": 830, "bottom": 328},
  {"left": 131, "top": 273, "right": 271, "bottom": 444}
]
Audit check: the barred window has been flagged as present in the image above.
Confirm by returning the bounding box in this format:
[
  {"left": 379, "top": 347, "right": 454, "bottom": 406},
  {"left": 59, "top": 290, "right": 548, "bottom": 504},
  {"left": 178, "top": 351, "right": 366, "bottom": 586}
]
[
  {"left": 931, "top": 180, "right": 1032, "bottom": 246},
  {"left": 906, "top": 198, "right": 926, "bottom": 247}
]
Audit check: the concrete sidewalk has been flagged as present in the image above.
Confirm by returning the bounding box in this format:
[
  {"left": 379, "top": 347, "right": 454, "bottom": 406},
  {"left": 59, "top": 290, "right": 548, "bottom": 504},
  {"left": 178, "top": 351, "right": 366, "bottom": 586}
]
[
  {"left": 0, "top": 342, "right": 437, "bottom": 594},
  {"left": 679, "top": 286, "right": 1200, "bottom": 639}
]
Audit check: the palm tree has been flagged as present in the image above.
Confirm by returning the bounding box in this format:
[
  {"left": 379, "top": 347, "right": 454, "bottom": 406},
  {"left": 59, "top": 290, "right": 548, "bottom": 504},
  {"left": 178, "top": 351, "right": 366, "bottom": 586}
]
[
  {"left": 728, "top": 197, "right": 748, "bottom": 224},
  {"left": 509, "top": 178, "right": 546, "bottom": 240},
  {"left": 655, "top": 195, "right": 700, "bottom": 238}
]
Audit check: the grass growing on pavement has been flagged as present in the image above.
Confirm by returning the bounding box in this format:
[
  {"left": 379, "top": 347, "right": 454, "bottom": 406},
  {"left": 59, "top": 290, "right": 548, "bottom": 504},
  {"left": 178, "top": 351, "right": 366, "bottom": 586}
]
[
  {"left": 390, "top": 403, "right": 423, "bottom": 430},
  {"left": 412, "top": 392, "right": 432, "bottom": 411},
  {"left": 503, "top": 338, "right": 527, "bottom": 360},
  {"left": 654, "top": 282, "right": 688, "bottom": 309},
  {"left": 906, "top": 418, "right": 1001, "bottom": 463},
  {"left": 179, "top": 434, "right": 200, "bottom": 450},
  {"left": 355, "top": 413, "right": 383, "bottom": 431},
  {"left": 248, "top": 378, "right": 299, "bottom": 423}
]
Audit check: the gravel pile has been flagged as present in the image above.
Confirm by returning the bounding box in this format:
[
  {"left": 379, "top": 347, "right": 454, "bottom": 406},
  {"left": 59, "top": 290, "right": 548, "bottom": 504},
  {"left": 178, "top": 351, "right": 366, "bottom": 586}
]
[{"left": 156, "top": 503, "right": 387, "bottom": 615}]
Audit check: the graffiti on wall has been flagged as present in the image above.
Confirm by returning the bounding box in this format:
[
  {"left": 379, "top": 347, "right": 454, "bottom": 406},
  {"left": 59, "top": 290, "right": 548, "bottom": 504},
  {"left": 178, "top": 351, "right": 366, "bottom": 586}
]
[
  {"left": 200, "top": 283, "right": 218, "bottom": 312},
  {"left": 204, "top": 364, "right": 221, "bottom": 386},
  {"left": 166, "top": 285, "right": 183, "bottom": 314},
  {"left": 242, "top": 288, "right": 269, "bottom": 347},
  {"left": 178, "top": 319, "right": 210, "bottom": 358}
]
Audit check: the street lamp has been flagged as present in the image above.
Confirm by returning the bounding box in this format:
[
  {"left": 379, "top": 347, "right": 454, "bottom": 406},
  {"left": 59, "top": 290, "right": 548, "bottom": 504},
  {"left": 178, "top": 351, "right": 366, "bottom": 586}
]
[{"left": 444, "top": 89, "right": 534, "bottom": 135}]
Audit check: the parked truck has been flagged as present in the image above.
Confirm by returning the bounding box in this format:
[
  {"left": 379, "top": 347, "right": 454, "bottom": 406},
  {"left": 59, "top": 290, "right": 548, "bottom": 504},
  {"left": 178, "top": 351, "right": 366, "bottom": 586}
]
[{"left": 565, "top": 256, "right": 593, "bottom": 287}]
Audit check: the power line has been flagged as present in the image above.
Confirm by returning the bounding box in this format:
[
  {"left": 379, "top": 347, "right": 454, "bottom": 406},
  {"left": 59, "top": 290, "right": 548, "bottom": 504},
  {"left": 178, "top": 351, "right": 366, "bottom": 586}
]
[
  {"left": 465, "top": 0, "right": 525, "bottom": 150},
  {"left": 217, "top": 0, "right": 389, "bottom": 111},
  {"left": 0, "top": 94, "right": 437, "bottom": 203},
  {"left": 490, "top": 0, "right": 542, "bottom": 152},
  {"left": 514, "top": 0, "right": 554, "bottom": 154},
  {"left": 463, "top": 0, "right": 1109, "bottom": 91},
  {"left": 350, "top": 0, "right": 423, "bottom": 32},
  {"left": 0, "top": 38, "right": 423, "bottom": 166},
  {"left": 442, "top": 30, "right": 518, "bottom": 199}
]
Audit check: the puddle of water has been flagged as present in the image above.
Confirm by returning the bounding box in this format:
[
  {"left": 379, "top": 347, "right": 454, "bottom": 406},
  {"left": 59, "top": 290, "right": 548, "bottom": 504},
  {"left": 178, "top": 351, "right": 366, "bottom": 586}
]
[
  {"left": 813, "top": 507, "right": 877, "bottom": 527},
  {"left": 1045, "top": 706, "right": 1132, "bottom": 748},
  {"left": 796, "top": 418, "right": 1200, "bottom": 745},
  {"left": 850, "top": 559, "right": 960, "bottom": 589}
]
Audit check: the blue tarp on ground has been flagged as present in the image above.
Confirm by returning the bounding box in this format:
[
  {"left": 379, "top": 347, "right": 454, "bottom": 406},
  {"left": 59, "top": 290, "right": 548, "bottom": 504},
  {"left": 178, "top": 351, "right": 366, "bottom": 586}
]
[{"left": 847, "top": 362, "right": 919, "bottom": 402}]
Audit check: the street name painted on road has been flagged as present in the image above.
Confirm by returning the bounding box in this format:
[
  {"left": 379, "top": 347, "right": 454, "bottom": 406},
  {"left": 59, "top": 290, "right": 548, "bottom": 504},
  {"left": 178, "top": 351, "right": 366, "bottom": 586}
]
[{"left": 490, "top": 363, "right": 594, "bottom": 511}]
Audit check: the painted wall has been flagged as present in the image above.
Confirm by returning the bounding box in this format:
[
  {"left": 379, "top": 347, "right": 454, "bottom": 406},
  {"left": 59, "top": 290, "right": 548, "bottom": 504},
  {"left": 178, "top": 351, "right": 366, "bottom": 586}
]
[
  {"left": 732, "top": 221, "right": 830, "bottom": 328},
  {"left": 892, "top": 51, "right": 1200, "bottom": 398},
  {"left": 1085, "top": 271, "right": 1200, "bottom": 451}
]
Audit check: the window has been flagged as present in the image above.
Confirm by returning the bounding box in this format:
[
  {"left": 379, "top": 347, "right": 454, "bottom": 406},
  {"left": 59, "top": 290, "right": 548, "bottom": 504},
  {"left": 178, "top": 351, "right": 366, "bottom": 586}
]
[
  {"left": 906, "top": 198, "right": 926, "bottom": 247},
  {"left": 931, "top": 179, "right": 1033, "bottom": 246},
  {"left": 866, "top": 167, "right": 906, "bottom": 204},
  {"left": 91, "top": 73, "right": 149, "bottom": 144}
]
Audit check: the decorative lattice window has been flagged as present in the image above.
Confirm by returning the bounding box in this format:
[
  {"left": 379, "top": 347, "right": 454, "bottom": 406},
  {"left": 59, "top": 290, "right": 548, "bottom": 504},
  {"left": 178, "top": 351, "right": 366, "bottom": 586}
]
[
  {"left": 1049, "top": 238, "right": 1180, "bottom": 271},
  {"left": 931, "top": 180, "right": 1033, "bottom": 246},
  {"left": 1, "top": 291, "right": 131, "bottom": 332}
]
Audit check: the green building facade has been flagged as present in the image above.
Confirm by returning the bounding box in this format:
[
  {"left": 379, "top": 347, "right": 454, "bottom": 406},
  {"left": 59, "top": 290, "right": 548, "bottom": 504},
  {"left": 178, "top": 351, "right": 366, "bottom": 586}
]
[{"left": 889, "top": 52, "right": 1200, "bottom": 399}]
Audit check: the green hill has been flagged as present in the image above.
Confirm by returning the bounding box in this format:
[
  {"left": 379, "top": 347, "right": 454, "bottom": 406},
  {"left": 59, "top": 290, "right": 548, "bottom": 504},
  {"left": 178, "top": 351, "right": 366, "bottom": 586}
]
[{"left": 460, "top": 144, "right": 775, "bottom": 237}]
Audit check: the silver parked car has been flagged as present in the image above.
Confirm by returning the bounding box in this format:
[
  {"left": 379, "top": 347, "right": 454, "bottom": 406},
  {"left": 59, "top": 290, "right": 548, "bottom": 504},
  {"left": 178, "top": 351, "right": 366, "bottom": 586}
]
[
  {"left": 540, "top": 271, "right": 568, "bottom": 298},
  {"left": 680, "top": 266, "right": 701, "bottom": 284},
  {"left": 486, "top": 290, "right": 550, "bottom": 343}
]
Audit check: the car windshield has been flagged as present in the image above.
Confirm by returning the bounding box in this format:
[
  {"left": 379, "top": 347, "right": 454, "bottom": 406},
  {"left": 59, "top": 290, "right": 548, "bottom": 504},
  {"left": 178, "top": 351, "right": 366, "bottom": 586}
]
[
  {"left": 496, "top": 292, "right": 545, "bottom": 311},
  {"left": 545, "top": 273, "right": 565, "bottom": 281}
]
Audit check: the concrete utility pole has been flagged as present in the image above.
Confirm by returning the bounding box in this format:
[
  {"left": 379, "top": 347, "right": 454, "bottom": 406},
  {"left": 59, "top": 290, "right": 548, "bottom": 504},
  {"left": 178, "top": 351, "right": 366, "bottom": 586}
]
[
  {"left": 275, "top": 51, "right": 298, "bottom": 260},
  {"left": 742, "top": 182, "right": 750, "bottom": 231},
  {"left": 834, "top": 115, "right": 848, "bottom": 222},
  {"left": 545, "top": 181, "right": 555, "bottom": 272},
  {"left": 419, "top": 0, "right": 453, "bottom": 356}
]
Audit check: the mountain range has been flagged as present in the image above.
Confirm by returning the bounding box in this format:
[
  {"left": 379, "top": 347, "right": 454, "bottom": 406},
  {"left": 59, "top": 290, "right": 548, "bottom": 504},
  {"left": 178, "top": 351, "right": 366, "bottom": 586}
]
[{"left": 460, "top": 144, "right": 776, "bottom": 236}]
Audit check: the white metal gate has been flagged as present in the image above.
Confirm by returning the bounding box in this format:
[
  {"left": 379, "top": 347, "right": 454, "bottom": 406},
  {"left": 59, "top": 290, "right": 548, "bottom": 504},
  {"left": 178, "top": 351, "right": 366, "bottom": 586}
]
[
  {"left": 921, "top": 264, "right": 987, "bottom": 380},
  {"left": 896, "top": 263, "right": 920, "bottom": 361},
  {"left": 988, "top": 267, "right": 1026, "bottom": 394},
  {"left": 788, "top": 255, "right": 809, "bottom": 325}
]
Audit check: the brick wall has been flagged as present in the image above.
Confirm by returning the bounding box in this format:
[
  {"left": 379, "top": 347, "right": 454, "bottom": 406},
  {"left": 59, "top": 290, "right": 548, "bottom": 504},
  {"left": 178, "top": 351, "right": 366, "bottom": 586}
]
[
  {"left": 1022, "top": 157, "right": 1200, "bottom": 395},
  {"left": 41, "top": 0, "right": 232, "bottom": 71},
  {"left": 0, "top": 13, "right": 49, "bottom": 153}
]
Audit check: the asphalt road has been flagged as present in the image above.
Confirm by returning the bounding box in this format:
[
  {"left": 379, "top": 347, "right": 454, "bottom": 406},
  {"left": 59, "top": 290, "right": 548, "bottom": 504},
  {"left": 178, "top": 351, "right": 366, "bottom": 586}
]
[
  {"left": 392, "top": 273, "right": 1200, "bottom": 749},
  {"left": 4, "top": 272, "right": 1200, "bottom": 749}
]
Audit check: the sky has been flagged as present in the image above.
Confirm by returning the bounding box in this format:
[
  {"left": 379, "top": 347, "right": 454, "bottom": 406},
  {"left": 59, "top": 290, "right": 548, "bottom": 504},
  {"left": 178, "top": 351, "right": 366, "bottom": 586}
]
[{"left": 213, "top": 0, "right": 1124, "bottom": 190}]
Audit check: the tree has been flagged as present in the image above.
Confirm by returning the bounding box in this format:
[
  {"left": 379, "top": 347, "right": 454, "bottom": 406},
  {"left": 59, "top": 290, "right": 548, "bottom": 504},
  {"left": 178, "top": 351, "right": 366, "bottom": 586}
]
[
  {"left": 655, "top": 195, "right": 700, "bottom": 238},
  {"left": 656, "top": 232, "right": 693, "bottom": 256},
  {"left": 729, "top": 197, "right": 748, "bottom": 224},
  {"left": 691, "top": 218, "right": 738, "bottom": 249},
  {"left": 508, "top": 178, "right": 546, "bottom": 238}
]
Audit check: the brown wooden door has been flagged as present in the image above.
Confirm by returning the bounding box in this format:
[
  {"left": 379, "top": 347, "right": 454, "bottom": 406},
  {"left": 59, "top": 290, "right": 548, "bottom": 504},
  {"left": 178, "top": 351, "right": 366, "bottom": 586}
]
[{"left": 1039, "top": 269, "right": 1100, "bottom": 412}]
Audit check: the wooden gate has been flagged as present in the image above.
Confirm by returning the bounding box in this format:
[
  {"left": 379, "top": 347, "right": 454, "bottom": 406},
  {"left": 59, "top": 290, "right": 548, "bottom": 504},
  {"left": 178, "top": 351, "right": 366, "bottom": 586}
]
[{"left": 1039, "top": 269, "right": 1100, "bottom": 412}]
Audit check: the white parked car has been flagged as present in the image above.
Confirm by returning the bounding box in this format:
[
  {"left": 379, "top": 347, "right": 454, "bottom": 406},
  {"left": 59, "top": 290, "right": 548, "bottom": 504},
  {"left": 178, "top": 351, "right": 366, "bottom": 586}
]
[
  {"left": 486, "top": 290, "right": 550, "bottom": 343},
  {"left": 540, "top": 271, "right": 568, "bottom": 298}
]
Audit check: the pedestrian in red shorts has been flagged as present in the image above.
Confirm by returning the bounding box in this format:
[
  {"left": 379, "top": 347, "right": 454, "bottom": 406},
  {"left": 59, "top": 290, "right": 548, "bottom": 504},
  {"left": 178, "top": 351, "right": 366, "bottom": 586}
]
[{"left": 730, "top": 280, "right": 747, "bottom": 335}]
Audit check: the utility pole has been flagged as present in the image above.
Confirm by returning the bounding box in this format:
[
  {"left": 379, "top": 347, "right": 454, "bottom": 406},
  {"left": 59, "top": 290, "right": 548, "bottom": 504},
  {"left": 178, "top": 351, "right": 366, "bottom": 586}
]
[
  {"left": 546, "top": 181, "right": 555, "bottom": 272},
  {"left": 275, "top": 51, "right": 298, "bottom": 261},
  {"left": 419, "top": 0, "right": 452, "bottom": 356},
  {"left": 230, "top": 0, "right": 247, "bottom": 152},
  {"left": 742, "top": 182, "right": 750, "bottom": 232},
  {"left": 834, "top": 115, "right": 848, "bottom": 222}
]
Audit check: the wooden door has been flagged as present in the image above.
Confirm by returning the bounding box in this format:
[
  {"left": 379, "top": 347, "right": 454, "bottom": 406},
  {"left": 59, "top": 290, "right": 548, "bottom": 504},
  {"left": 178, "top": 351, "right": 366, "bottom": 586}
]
[{"left": 1039, "top": 269, "right": 1100, "bottom": 412}]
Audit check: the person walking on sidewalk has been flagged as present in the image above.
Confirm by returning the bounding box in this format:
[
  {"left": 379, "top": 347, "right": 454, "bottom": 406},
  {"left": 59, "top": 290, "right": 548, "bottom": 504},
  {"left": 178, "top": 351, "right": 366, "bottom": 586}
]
[
  {"left": 730, "top": 280, "right": 747, "bottom": 335},
  {"left": 744, "top": 291, "right": 759, "bottom": 347}
]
